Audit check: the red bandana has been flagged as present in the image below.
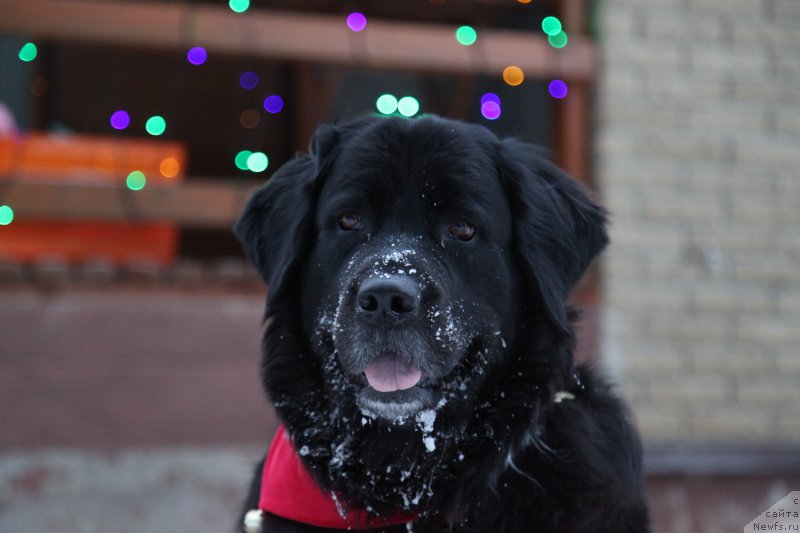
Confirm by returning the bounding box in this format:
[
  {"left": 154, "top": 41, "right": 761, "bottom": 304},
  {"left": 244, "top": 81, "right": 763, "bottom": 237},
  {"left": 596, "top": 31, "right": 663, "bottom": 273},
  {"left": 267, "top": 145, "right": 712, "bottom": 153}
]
[{"left": 259, "top": 425, "right": 418, "bottom": 529}]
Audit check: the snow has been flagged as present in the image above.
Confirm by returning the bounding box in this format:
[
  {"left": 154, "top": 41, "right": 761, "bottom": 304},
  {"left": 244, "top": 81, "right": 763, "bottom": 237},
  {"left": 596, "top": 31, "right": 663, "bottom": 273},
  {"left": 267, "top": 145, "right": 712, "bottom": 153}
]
[
  {"left": 380, "top": 249, "right": 417, "bottom": 266},
  {"left": 415, "top": 409, "right": 436, "bottom": 433},
  {"left": 330, "top": 492, "right": 347, "bottom": 520}
]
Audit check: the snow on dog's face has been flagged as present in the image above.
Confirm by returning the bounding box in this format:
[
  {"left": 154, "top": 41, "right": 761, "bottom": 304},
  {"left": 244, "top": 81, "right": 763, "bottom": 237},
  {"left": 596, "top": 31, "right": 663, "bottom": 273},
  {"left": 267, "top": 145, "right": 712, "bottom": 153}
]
[{"left": 301, "top": 119, "right": 518, "bottom": 422}]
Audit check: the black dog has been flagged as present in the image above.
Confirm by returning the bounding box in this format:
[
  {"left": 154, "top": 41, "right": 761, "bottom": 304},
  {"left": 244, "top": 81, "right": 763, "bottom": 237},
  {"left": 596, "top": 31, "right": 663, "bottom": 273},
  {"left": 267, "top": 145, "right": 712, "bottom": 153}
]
[{"left": 235, "top": 116, "right": 649, "bottom": 532}]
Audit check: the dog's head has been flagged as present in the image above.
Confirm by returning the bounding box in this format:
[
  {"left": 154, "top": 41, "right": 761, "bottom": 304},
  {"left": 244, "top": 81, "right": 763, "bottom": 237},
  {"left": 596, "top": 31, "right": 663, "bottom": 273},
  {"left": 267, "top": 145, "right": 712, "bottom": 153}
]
[{"left": 235, "top": 116, "right": 606, "bottom": 425}]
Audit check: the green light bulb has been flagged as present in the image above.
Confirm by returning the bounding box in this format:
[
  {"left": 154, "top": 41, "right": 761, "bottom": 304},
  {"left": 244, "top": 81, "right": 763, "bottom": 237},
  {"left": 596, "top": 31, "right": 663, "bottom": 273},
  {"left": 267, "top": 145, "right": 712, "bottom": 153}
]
[
  {"left": 541, "top": 16, "right": 562, "bottom": 37},
  {"left": 229, "top": 0, "right": 250, "bottom": 13},
  {"left": 247, "top": 152, "right": 269, "bottom": 173},
  {"left": 397, "top": 96, "right": 420, "bottom": 117},
  {"left": 455, "top": 26, "right": 477, "bottom": 46},
  {"left": 145, "top": 116, "right": 166, "bottom": 136},
  {"left": 126, "top": 171, "right": 146, "bottom": 191},
  {"left": 235, "top": 150, "right": 252, "bottom": 171},
  {"left": 548, "top": 31, "right": 568, "bottom": 49},
  {"left": 18, "top": 42, "right": 37, "bottom": 62},
  {"left": 376, "top": 94, "right": 398, "bottom": 115},
  {"left": 0, "top": 205, "right": 14, "bottom": 225}
]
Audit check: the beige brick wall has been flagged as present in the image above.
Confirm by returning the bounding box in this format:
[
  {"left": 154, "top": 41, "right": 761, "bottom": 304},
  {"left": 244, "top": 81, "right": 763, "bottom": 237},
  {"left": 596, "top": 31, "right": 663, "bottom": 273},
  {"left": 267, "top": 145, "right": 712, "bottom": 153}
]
[{"left": 597, "top": 0, "right": 800, "bottom": 444}]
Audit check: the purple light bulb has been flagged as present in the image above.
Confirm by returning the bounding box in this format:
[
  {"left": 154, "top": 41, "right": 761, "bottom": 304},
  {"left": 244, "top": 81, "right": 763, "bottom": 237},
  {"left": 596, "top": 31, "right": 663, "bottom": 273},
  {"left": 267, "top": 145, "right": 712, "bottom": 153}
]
[
  {"left": 346, "top": 12, "right": 367, "bottom": 32},
  {"left": 263, "top": 95, "right": 284, "bottom": 114},
  {"left": 240, "top": 71, "right": 259, "bottom": 90},
  {"left": 548, "top": 80, "right": 569, "bottom": 99},
  {"left": 187, "top": 46, "right": 207, "bottom": 66},
  {"left": 110, "top": 110, "right": 130, "bottom": 130}
]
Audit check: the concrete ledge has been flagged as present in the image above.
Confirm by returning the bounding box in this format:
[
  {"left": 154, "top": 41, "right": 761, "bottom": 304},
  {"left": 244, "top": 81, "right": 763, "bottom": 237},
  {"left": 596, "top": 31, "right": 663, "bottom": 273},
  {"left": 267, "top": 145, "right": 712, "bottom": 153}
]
[
  {"left": 0, "top": 446, "right": 262, "bottom": 533},
  {"left": 645, "top": 443, "right": 800, "bottom": 476}
]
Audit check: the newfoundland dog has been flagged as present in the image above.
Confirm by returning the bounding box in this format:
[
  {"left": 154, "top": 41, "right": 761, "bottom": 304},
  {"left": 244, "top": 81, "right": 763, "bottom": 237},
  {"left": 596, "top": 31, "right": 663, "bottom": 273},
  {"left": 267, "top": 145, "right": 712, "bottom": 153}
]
[{"left": 234, "top": 115, "right": 649, "bottom": 532}]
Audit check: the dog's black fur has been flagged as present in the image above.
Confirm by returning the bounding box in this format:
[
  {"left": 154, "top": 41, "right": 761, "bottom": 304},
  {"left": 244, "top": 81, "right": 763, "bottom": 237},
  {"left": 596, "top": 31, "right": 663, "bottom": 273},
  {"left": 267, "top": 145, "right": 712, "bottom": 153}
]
[{"left": 235, "top": 116, "right": 649, "bottom": 532}]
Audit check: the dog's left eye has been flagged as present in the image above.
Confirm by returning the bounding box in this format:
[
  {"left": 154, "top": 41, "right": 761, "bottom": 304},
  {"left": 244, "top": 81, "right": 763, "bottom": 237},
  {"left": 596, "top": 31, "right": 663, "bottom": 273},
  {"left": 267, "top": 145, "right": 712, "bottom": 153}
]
[
  {"left": 338, "top": 211, "right": 362, "bottom": 231},
  {"left": 449, "top": 220, "right": 476, "bottom": 241}
]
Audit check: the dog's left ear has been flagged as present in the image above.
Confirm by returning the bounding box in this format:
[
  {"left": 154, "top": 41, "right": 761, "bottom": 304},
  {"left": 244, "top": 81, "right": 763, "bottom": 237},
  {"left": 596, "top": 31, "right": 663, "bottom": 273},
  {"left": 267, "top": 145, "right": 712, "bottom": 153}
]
[
  {"left": 233, "top": 123, "right": 343, "bottom": 308},
  {"left": 496, "top": 138, "right": 608, "bottom": 333},
  {"left": 233, "top": 154, "right": 315, "bottom": 307}
]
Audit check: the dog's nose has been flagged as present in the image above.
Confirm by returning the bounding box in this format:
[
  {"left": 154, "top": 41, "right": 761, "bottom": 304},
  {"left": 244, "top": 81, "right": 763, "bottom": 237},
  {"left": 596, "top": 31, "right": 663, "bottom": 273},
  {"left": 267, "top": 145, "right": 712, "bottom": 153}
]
[{"left": 357, "top": 275, "right": 421, "bottom": 324}]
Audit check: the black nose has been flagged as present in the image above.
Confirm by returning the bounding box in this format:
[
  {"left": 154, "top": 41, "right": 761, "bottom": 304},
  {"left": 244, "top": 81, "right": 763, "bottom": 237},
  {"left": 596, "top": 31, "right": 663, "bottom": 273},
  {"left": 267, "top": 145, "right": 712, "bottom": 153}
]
[{"left": 356, "top": 275, "right": 421, "bottom": 324}]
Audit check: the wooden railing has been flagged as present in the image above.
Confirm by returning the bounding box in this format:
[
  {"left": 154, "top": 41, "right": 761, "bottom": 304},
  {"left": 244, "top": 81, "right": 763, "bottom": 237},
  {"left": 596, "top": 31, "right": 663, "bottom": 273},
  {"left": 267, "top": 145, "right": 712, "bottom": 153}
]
[
  {"left": 0, "top": 0, "right": 595, "bottom": 81},
  {"left": 1, "top": 177, "right": 258, "bottom": 228}
]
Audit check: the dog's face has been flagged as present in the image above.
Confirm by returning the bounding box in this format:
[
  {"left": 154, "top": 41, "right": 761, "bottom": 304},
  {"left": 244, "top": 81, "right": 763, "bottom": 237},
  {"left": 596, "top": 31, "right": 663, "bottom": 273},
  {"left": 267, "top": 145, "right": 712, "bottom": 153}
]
[
  {"left": 301, "top": 121, "right": 519, "bottom": 420},
  {"left": 236, "top": 115, "right": 607, "bottom": 431}
]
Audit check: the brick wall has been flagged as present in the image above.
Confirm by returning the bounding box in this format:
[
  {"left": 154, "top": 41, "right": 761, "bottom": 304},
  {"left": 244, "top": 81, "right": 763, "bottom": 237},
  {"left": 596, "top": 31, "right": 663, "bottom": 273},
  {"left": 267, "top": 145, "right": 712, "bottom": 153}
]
[{"left": 597, "top": 0, "right": 800, "bottom": 443}]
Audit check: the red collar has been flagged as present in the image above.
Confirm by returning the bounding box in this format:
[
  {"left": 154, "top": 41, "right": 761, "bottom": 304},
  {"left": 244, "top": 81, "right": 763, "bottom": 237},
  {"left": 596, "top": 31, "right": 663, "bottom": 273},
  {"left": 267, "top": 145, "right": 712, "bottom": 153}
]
[{"left": 259, "top": 424, "right": 418, "bottom": 529}]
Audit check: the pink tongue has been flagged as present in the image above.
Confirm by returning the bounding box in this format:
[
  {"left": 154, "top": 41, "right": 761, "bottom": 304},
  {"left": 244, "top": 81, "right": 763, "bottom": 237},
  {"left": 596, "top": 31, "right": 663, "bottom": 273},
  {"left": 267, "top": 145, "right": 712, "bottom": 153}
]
[{"left": 364, "top": 353, "right": 422, "bottom": 393}]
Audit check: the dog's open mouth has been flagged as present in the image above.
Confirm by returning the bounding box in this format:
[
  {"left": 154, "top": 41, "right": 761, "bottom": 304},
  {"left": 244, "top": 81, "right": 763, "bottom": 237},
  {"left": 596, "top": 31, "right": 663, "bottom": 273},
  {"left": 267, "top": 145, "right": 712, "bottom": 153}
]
[
  {"left": 363, "top": 351, "right": 422, "bottom": 392},
  {"left": 357, "top": 351, "right": 436, "bottom": 420},
  {"left": 352, "top": 339, "right": 483, "bottom": 421}
]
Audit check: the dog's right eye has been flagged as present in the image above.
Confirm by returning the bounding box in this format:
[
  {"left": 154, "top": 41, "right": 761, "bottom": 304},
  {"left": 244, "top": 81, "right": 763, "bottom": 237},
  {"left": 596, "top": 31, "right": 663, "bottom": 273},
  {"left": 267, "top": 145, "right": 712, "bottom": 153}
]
[
  {"left": 449, "top": 220, "right": 476, "bottom": 241},
  {"left": 338, "top": 211, "right": 362, "bottom": 231}
]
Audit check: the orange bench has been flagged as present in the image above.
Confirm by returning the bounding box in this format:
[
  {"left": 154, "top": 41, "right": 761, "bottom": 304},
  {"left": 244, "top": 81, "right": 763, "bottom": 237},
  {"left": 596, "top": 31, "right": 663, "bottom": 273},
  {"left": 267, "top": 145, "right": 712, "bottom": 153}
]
[{"left": 0, "top": 133, "right": 186, "bottom": 266}]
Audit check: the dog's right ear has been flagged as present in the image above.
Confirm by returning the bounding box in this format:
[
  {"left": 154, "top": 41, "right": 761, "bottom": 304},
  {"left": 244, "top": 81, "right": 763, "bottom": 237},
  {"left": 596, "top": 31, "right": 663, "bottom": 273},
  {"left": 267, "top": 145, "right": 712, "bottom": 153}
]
[
  {"left": 496, "top": 137, "right": 608, "bottom": 334},
  {"left": 233, "top": 124, "right": 341, "bottom": 306}
]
